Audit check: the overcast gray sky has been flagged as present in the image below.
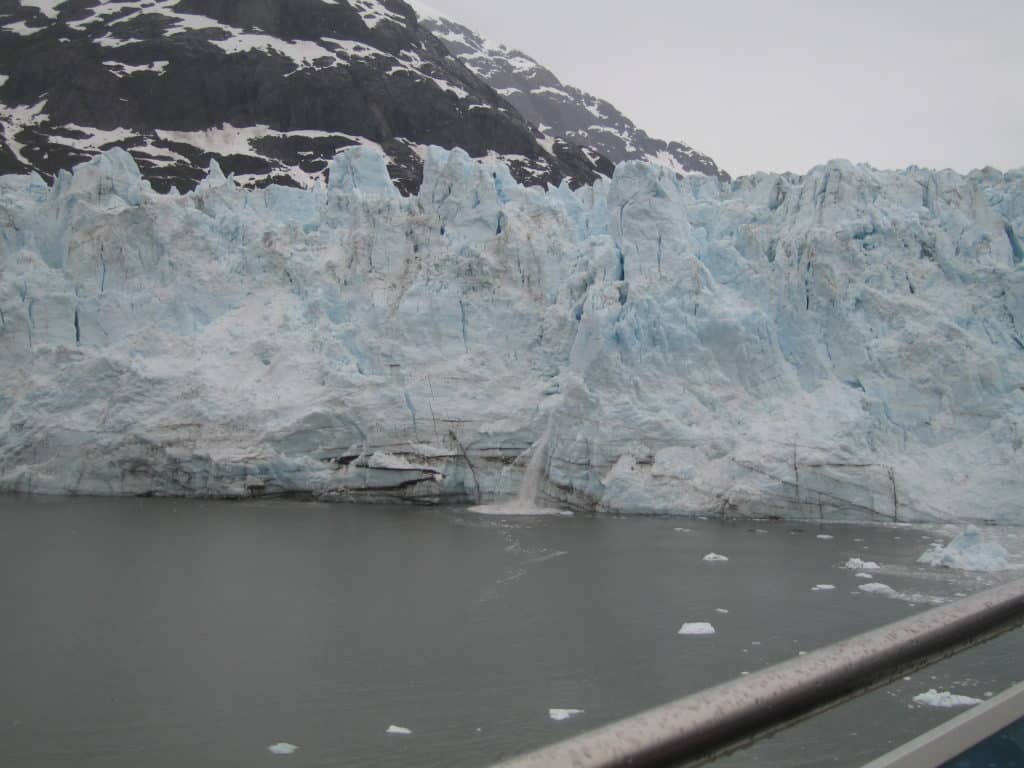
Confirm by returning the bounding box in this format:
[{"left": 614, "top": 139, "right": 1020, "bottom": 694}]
[{"left": 422, "top": 0, "right": 1024, "bottom": 178}]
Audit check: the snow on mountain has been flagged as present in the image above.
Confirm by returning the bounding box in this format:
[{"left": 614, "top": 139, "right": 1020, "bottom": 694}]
[
  {"left": 0, "top": 0, "right": 606, "bottom": 192},
  {"left": 1, "top": 147, "right": 1022, "bottom": 523},
  {"left": 406, "top": 0, "right": 727, "bottom": 181}
]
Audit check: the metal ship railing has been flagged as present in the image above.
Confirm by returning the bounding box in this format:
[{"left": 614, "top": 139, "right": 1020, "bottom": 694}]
[{"left": 490, "top": 578, "right": 1024, "bottom": 768}]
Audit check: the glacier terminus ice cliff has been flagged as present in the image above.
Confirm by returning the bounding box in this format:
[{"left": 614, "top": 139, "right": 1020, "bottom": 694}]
[{"left": 1, "top": 147, "right": 1022, "bottom": 523}]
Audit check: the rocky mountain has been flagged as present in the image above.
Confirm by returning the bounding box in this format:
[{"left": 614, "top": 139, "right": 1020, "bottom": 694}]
[
  {"left": 0, "top": 0, "right": 613, "bottom": 193},
  {"left": 408, "top": 0, "right": 728, "bottom": 181}
]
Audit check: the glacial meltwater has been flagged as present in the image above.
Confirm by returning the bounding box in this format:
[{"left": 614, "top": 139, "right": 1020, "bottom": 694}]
[{"left": 1, "top": 496, "right": 1021, "bottom": 768}]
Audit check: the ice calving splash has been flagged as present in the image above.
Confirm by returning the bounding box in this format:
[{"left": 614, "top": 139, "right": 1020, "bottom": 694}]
[
  {"left": 918, "top": 526, "right": 1011, "bottom": 572},
  {"left": 470, "top": 422, "right": 568, "bottom": 516}
]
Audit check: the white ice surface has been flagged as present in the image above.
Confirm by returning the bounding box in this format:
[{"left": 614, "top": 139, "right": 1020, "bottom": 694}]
[
  {"left": 0, "top": 148, "right": 1022, "bottom": 521},
  {"left": 913, "top": 689, "right": 983, "bottom": 708},
  {"left": 386, "top": 725, "right": 412, "bottom": 735},
  {"left": 678, "top": 622, "right": 716, "bottom": 635},
  {"left": 703, "top": 553, "right": 729, "bottom": 562},
  {"left": 845, "top": 559, "right": 881, "bottom": 570},
  {"left": 859, "top": 583, "right": 897, "bottom": 597},
  {"left": 917, "top": 525, "right": 1011, "bottom": 572},
  {"left": 267, "top": 743, "right": 299, "bottom": 755},
  {"left": 548, "top": 708, "right": 584, "bottom": 721}
]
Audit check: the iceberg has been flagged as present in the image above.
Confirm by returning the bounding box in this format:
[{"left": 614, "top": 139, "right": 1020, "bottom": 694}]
[
  {"left": 858, "top": 583, "right": 898, "bottom": 597},
  {"left": 548, "top": 708, "right": 584, "bottom": 721},
  {"left": 678, "top": 622, "right": 717, "bottom": 636},
  {"left": 917, "top": 525, "right": 1011, "bottom": 571},
  {"left": 1, "top": 147, "right": 1022, "bottom": 523},
  {"left": 912, "top": 689, "right": 983, "bottom": 708},
  {"left": 267, "top": 743, "right": 299, "bottom": 755}
]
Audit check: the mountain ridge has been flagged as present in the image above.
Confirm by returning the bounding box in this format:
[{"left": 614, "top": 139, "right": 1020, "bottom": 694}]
[
  {"left": 0, "top": 0, "right": 724, "bottom": 193},
  {"left": 406, "top": 0, "right": 728, "bottom": 181}
]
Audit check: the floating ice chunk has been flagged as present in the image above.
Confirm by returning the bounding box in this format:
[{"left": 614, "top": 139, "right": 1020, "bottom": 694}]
[
  {"left": 703, "top": 553, "right": 729, "bottom": 562},
  {"left": 548, "top": 708, "right": 584, "bottom": 721},
  {"left": 845, "top": 558, "right": 880, "bottom": 570},
  {"left": 917, "top": 526, "right": 1010, "bottom": 572},
  {"left": 468, "top": 502, "right": 572, "bottom": 517},
  {"left": 678, "top": 622, "right": 716, "bottom": 635},
  {"left": 816, "top": 535, "right": 834, "bottom": 540},
  {"left": 268, "top": 743, "right": 299, "bottom": 755},
  {"left": 913, "top": 689, "right": 983, "bottom": 708},
  {"left": 859, "top": 583, "right": 897, "bottom": 597},
  {"left": 715, "top": 608, "right": 729, "bottom": 614},
  {"left": 386, "top": 725, "right": 412, "bottom": 735},
  {"left": 812, "top": 584, "right": 836, "bottom": 591},
  {"left": 855, "top": 573, "right": 874, "bottom": 579}
]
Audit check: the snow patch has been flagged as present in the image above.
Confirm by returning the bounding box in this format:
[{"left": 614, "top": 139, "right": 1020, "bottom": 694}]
[
  {"left": 4, "top": 20, "right": 47, "bottom": 35},
  {"left": 352, "top": 0, "right": 405, "bottom": 29},
  {"left": 19, "top": 0, "right": 65, "bottom": 19},
  {"left": 103, "top": 60, "right": 169, "bottom": 78}
]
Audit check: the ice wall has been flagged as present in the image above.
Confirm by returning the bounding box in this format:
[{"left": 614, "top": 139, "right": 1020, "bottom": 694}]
[{"left": 1, "top": 147, "right": 1022, "bottom": 522}]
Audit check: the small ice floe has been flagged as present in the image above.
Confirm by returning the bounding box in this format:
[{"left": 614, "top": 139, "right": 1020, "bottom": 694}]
[
  {"left": 548, "top": 708, "right": 584, "bottom": 721},
  {"left": 816, "top": 534, "right": 834, "bottom": 540},
  {"left": 678, "top": 622, "right": 716, "bottom": 636},
  {"left": 715, "top": 608, "right": 730, "bottom": 614},
  {"left": 859, "top": 583, "right": 897, "bottom": 597},
  {"left": 674, "top": 527, "right": 693, "bottom": 533},
  {"left": 913, "top": 689, "right": 983, "bottom": 708},
  {"left": 917, "top": 526, "right": 1010, "bottom": 572},
  {"left": 386, "top": 725, "right": 412, "bottom": 735},
  {"left": 703, "top": 553, "right": 729, "bottom": 562},
  {"left": 845, "top": 558, "right": 880, "bottom": 570},
  {"left": 856, "top": 573, "right": 874, "bottom": 579},
  {"left": 812, "top": 584, "right": 836, "bottom": 591},
  {"left": 268, "top": 743, "right": 299, "bottom": 755}
]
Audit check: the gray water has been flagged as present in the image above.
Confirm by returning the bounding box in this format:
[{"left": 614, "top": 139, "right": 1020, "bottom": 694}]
[{"left": 0, "top": 496, "right": 1020, "bottom": 768}]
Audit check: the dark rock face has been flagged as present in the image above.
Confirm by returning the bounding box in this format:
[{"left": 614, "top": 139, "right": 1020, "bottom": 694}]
[
  {"left": 0, "top": 0, "right": 723, "bottom": 193},
  {"left": 0, "top": 0, "right": 612, "bottom": 192},
  {"left": 412, "top": 3, "right": 729, "bottom": 181}
]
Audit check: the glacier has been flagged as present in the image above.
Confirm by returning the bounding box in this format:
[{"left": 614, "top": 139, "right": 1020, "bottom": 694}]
[{"left": 1, "top": 146, "right": 1022, "bottom": 523}]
